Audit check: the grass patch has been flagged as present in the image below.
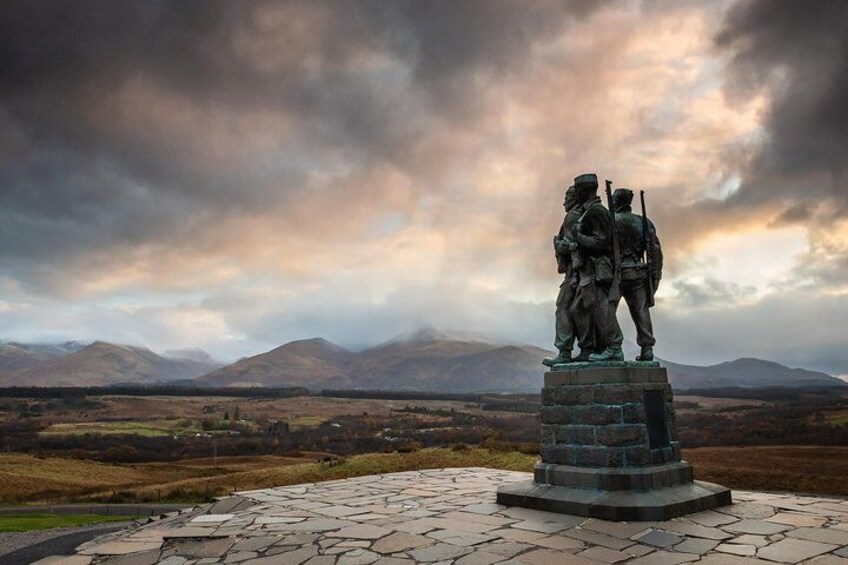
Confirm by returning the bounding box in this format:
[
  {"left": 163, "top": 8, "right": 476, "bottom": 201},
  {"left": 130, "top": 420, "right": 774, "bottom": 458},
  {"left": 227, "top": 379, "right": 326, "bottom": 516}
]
[
  {"left": 0, "top": 453, "right": 321, "bottom": 504},
  {"left": 93, "top": 447, "right": 537, "bottom": 503},
  {"left": 40, "top": 419, "right": 200, "bottom": 437},
  {"left": 286, "top": 416, "right": 325, "bottom": 429},
  {"left": 823, "top": 410, "right": 848, "bottom": 426},
  {"left": 0, "top": 513, "right": 135, "bottom": 532}
]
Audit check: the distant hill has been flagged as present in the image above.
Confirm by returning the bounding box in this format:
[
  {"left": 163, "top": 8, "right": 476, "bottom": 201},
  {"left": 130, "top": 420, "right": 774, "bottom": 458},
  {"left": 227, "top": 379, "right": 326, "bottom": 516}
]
[
  {"left": 0, "top": 341, "right": 87, "bottom": 372},
  {"left": 0, "top": 343, "right": 57, "bottom": 372},
  {"left": 664, "top": 357, "right": 843, "bottom": 389},
  {"left": 196, "top": 329, "right": 845, "bottom": 392},
  {"left": 196, "top": 338, "right": 354, "bottom": 388},
  {"left": 199, "top": 329, "right": 550, "bottom": 392},
  {"left": 0, "top": 341, "right": 220, "bottom": 387},
  {"left": 346, "top": 329, "right": 549, "bottom": 392}
]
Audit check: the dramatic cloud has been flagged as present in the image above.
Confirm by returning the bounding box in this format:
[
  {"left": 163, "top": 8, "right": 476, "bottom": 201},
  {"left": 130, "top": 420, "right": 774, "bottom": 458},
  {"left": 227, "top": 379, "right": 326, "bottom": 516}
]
[
  {"left": 715, "top": 0, "right": 848, "bottom": 288},
  {"left": 0, "top": 0, "right": 846, "bottom": 375}
]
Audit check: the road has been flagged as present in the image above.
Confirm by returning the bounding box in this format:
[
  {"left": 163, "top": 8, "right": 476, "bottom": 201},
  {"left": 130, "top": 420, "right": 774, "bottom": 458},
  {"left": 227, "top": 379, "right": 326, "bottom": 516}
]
[
  {"left": 0, "top": 502, "right": 190, "bottom": 516},
  {"left": 1, "top": 521, "right": 133, "bottom": 565},
  {"left": 0, "top": 503, "right": 193, "bottom": 564}
]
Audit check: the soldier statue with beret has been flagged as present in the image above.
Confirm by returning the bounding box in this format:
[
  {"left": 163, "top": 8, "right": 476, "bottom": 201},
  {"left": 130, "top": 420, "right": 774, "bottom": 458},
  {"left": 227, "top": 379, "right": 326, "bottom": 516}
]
[
  {"left": 544, "top": 186, "right": 596, "bottom": 366},
  {"left": 546, "top": 173, "right": 624, "bottom": 365}
]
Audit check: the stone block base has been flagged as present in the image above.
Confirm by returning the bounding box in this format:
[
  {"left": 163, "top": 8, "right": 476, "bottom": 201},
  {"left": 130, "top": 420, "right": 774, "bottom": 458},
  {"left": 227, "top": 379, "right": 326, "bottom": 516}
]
[
  {"left": 506, "top": 364, "right": 732, "bottom": 520},
  {"left": 539, "top": 366, "right": 682, "bottom": 469},
  {"left": 496, "top": 479, "right": 731, "bottom": 521},
  {"left": 535, "top": 461, "right": 694, "bottom": 491}
]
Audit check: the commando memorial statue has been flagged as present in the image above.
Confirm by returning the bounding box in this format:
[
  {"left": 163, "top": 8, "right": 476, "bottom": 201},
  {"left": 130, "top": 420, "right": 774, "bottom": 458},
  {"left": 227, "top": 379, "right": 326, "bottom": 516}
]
[{"left": 499, "top": 172, "right": 731, "bottom": 520}]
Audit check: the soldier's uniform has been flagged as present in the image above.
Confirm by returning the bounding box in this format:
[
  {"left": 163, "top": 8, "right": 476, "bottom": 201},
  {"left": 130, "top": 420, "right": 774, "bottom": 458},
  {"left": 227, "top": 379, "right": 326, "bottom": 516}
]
[
  {"left": 550, "top": 187, "right": 593, "bottom": 363},
  {"left": 612, "top": 188, "right": 663, "bottom": 361},
  {"left": 571, "top": 174, "right": 624, "bottom": 362}
]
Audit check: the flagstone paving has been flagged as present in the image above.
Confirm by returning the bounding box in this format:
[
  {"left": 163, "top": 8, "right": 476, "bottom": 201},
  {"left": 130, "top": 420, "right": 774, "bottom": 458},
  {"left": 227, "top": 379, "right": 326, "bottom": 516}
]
[{"left": 33, "top": 468, "right": 848, "bottom": 564}]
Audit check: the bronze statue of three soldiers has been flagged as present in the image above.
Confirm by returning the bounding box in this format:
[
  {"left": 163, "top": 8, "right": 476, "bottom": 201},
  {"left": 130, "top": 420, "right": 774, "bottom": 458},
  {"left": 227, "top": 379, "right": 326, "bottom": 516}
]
[{"left": 544, "top": 172, "right": 663, "bottom": 366}]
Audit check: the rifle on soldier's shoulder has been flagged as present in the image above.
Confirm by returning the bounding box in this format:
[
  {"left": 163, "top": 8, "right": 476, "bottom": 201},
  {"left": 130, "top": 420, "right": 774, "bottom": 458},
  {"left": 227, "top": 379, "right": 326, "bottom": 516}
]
[
  {"left": 640, "top": 190, "right": 655, "bottom": 308},
  {"left": 604, "top": 180, "right": 621, "bottom": 302}
]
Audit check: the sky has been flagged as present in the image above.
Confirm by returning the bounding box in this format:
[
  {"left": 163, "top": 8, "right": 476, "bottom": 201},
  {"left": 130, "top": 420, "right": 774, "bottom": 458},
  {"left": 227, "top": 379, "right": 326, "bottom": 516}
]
[{"left": 1, "top": 0, "right": 847, "bottom": 375}]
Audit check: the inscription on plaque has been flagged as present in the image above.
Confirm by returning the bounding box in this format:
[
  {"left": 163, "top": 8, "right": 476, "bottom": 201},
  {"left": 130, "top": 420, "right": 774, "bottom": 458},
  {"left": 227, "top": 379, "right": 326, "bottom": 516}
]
[{"left": 644, "top": 389, "right": 670, "bottom": 449}]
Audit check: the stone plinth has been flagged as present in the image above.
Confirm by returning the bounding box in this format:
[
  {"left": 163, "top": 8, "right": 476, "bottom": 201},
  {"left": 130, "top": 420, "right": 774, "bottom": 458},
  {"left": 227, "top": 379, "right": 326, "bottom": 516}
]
[
  {"left": 496, "top": 363, "right": 731, "bottom": 520},
  {"left": 540, "top": 364, "right": 680, "bottom": 468}
]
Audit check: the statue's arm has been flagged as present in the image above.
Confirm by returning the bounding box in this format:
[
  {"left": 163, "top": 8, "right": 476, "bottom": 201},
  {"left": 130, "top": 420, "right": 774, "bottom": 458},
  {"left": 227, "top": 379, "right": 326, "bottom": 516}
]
[
  {"left": 575, "top": 210, "right": 610, "bottom": 254},
  {"left": 649, "top": 219, "right": 663, "bottom": 281},
  {"left": 554, "top": 219, "right": 570, "bottom": 254}
]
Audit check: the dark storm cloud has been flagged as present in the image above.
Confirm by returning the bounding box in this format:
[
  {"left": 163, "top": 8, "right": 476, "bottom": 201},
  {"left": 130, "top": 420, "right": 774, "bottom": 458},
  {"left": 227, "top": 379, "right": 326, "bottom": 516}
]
[
  {"left": 717, "top": 0, "right": 848, "bottom": 209},
  {"left": 769, "top": 204, "right": 814, "bottom": 227},
  {"left": 0, "top": 1, "right": 283, "bottom": 282},
  {"left": 644, "top": 0, "right": 848, "bottom": 284},
  {"left": 711, "top": 0, "right": 848, "bottom": 305},
  {"left": 0, "top": 0, "right": 608, "bottom": 291}
]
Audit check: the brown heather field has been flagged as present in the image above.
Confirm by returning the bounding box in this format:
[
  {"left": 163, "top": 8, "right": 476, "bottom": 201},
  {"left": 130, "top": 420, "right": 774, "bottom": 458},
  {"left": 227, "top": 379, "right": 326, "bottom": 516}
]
[
  {"left": 1, "top": 446, "right": 846, "bottom": 505},
  {"left": 0, "top": 454, "right": 149, "bottom": 503},
  {"left": 0, "top": 453, "right": 326, "bottom": 504},
  {"left": 683, "top": 446, "right": 848, "bottom": 496},
  {"left": 0, "top": 396, "right": 491, "bottom": 428},
  {"left": 0, "top": 449, "right": 534, "bottom": 504}
]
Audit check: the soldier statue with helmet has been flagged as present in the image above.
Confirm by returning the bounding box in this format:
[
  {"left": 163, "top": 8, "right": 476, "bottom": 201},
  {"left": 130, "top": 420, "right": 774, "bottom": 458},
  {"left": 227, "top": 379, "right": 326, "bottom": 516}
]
[{"left": 612, "top": 187, "right": 663, "bottom": 361}]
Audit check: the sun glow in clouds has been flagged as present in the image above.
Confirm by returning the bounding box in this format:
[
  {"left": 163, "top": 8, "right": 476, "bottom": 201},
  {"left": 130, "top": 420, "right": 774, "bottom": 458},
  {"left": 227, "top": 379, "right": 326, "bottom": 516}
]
[{"left": 681, "top": 226, "right": 809, "bottom": 301}]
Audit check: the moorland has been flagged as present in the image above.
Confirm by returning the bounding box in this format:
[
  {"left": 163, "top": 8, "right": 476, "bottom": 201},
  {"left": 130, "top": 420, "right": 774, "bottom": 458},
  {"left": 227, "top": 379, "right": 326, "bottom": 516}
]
[{"left": 0, "top": 385, "right": 846, "bottom": 505}]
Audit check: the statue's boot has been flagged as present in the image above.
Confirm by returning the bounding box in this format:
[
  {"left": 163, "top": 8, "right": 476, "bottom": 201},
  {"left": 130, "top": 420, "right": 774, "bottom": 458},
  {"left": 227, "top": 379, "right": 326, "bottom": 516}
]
[
  {"left": 574, "top": 349, "right": 593, "bottom": 362},
  {"left": 588, "top": 346, "right": 624, "bottom": 363},
  {"left": 542, "top": 351, "right": 573, "bottom": 367},
  {"left": 636, "top": 346, "right": 654, "bottom": 362}
]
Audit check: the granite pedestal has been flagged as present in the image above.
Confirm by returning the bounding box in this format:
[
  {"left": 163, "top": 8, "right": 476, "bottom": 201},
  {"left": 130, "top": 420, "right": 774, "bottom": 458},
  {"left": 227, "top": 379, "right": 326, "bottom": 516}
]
[{"left": 496, "top": 363, "right": 731, "bottom": 520}]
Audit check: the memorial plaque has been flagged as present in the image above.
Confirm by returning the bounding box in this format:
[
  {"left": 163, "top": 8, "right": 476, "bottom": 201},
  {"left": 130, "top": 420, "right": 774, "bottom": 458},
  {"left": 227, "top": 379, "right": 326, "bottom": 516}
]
[{"left": 644, "top": 389, "right": 670, "bottom": 449}]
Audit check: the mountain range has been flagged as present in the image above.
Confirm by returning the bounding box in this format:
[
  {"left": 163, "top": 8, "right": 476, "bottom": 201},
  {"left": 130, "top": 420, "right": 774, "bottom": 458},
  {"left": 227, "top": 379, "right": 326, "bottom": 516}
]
[
  {"left": 0, "top": 330, "right": 843, "bottom": 391},
  {"left": 198, "top": 329, "right": 551, "bottom": 392},
  {"left": 198, "top": 337, "right": 355, "bottom": 389},
  {"left": 0, "top": 341, "right": 87, "bottom": 371},
  {"left": 661, "top": 358, "right": 842, "bottom": 389},
  {"left": 0, "top": 341, "right": 220, "bottom": 387}
]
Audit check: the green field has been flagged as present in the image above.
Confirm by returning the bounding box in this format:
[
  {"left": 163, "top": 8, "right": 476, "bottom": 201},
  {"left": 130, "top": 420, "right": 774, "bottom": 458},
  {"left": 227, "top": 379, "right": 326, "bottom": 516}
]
[
  {"left": 287, "top": 415, "right": 325, "bottom": 428},
  {"left": 40, "top": 419, "right": 201, "bottom": 437},
  {"left": 0, "top": 513, "right": 136, "bottom": 532},
  {"left": 824, "top": 409, "right": 848, "bottom": 426}
]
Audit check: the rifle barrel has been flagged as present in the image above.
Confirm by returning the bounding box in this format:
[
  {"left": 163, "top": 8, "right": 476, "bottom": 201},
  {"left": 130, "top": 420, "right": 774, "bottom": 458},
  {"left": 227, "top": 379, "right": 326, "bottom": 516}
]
[
  {"left": 605, "top": 180, "right": 621, "bottom": 302},
  {"left": 640, "top": 190, "right": 655, "bottom": 307}
]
